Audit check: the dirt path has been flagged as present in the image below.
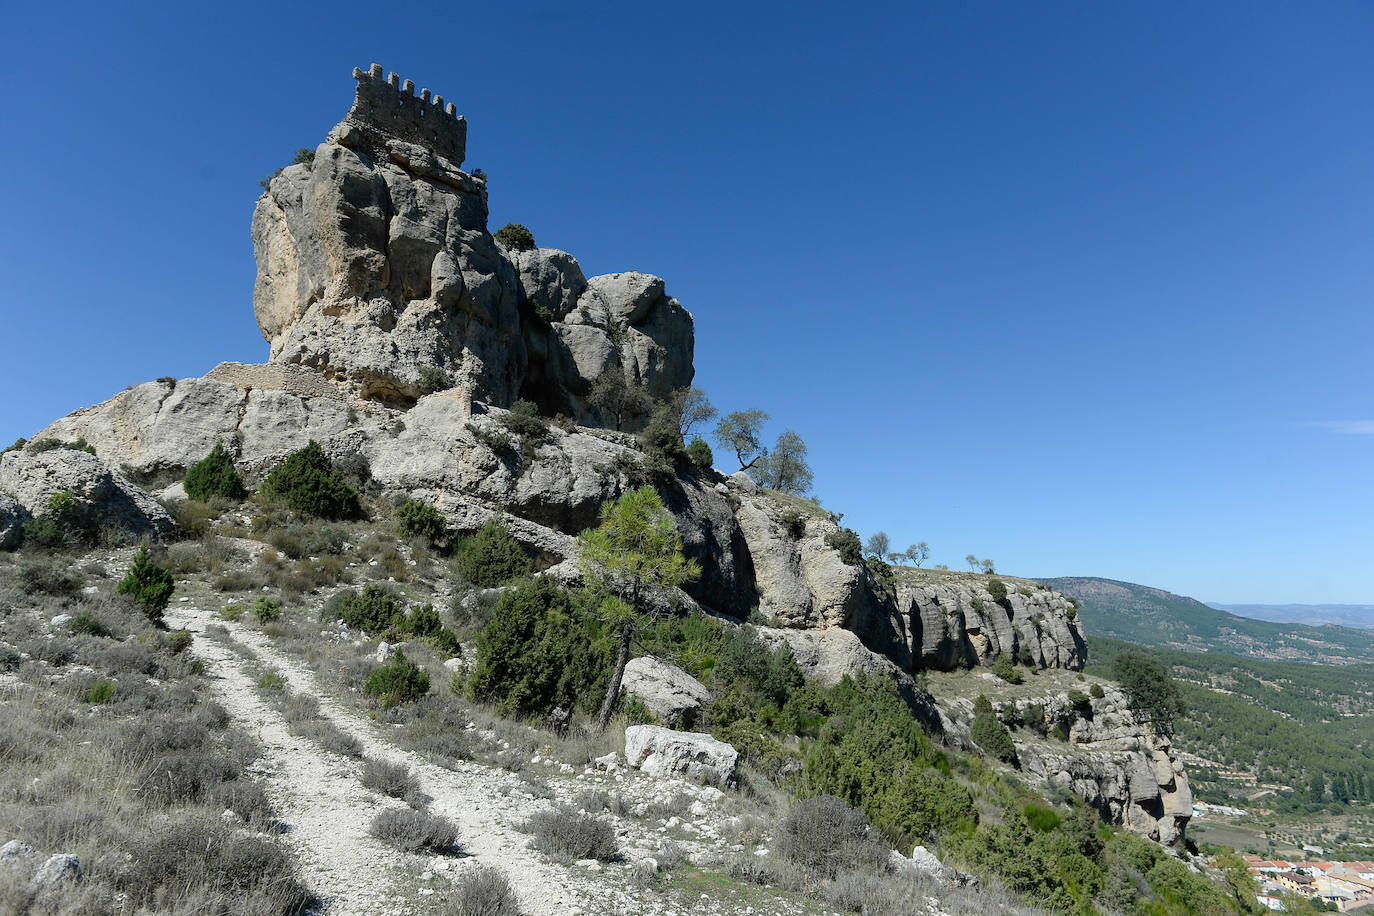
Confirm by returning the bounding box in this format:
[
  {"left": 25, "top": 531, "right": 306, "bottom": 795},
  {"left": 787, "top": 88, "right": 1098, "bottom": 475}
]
[{"left": 166, "top": 603, "right": 609, "bottom": 916}]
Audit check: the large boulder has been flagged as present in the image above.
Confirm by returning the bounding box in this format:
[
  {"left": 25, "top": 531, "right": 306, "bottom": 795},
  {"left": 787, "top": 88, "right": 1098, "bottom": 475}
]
[
  {"left": 624, "top": 725, "right": 738, "bottom": 787},
  {"left": 0, "top": 448, "right": 174, "bottom": 542},
  {"left": 621, "top": 657, "right": 711, "bottom": 728}
]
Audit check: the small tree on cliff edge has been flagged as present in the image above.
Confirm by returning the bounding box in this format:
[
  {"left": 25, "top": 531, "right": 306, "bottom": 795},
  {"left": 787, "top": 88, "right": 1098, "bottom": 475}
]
[{"left": 577, "top": 487, "right": 700, "bottom": 733}]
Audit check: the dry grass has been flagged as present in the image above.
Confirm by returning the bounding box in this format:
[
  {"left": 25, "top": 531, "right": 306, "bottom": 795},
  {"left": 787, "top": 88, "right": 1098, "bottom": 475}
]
[{"left": 0, "top": 587, "right": 307, "bottom": 916}]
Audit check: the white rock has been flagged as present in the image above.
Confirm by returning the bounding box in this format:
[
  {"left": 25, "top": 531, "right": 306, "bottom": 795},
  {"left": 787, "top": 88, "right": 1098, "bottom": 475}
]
[
  {"left": 49, "top": 615, "right": 73, "bottom": 629},
  {"left": 623, "top": 725, "right": 738, "bottom": 787}
]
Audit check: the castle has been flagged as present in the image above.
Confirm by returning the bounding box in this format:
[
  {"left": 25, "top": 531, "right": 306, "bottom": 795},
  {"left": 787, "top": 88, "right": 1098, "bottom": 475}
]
[{"left": 345, "top": 63, "right": 466, "bottom": 166}]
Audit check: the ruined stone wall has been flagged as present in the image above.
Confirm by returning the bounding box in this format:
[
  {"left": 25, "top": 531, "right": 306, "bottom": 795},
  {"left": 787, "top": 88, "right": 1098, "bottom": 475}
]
[{"left": 346, "top": 64, "right": 466, "bottom": 166}]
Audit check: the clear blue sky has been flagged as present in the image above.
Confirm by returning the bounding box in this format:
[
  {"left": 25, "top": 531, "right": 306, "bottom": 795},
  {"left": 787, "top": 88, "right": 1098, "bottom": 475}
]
[{"left": 2, "top": 2, "right": 1370, "bottom": 604}]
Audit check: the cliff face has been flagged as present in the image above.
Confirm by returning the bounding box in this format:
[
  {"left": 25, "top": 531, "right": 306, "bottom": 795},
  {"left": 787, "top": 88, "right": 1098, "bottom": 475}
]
[{"left": 251, "top": 65, "right": 692, "bottom": 420}]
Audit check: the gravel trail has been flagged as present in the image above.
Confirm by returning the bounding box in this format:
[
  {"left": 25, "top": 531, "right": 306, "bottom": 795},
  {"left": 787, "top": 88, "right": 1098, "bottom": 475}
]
[{"left": 166, "top": 603, "right": 606, "bottom": 916}]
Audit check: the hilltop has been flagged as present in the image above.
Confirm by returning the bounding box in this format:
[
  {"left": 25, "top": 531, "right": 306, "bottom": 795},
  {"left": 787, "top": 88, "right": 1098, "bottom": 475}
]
[{"left": 0, "top": 65, "right": 1286, "bottom": 916}]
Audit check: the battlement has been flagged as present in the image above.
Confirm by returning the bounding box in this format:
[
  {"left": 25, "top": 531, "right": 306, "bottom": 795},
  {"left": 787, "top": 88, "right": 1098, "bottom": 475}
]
[{"left": 345, "top": 63, "right": 466, "bottom": 167}]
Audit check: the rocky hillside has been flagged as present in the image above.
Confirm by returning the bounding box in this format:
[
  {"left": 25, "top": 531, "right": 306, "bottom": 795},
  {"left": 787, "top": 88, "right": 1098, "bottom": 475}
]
[{"left": 1, "top": 65, "right": 1188, "bottom": 857}]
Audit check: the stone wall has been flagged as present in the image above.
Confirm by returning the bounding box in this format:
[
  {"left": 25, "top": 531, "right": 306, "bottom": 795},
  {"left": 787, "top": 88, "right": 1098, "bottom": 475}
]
[{"left": 346, "top": 64, "right": 466, "bottom": 167}]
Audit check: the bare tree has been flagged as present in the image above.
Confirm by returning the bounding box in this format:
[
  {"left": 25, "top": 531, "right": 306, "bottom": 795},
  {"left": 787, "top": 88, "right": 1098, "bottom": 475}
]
[
  {"left": 866, "top": 532, "right": 891, "bottom": 559},
  {"left": 905, "top": 542, "right": 930, "bottom": 567}
]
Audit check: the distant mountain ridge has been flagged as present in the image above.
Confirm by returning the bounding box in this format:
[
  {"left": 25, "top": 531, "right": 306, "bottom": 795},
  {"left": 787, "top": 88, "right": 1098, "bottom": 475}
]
[
  {"left": 1209, "top": 603, "right": 1374, "bottom": 630},
  {"left": 1038, "top": 576, "right": 1374, "bottom": 665}
]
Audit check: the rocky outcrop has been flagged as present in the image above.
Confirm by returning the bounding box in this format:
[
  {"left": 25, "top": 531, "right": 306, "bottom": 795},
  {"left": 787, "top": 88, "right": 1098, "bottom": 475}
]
[
  {"left": 0, "top": 448, "right": 174, "bottom": 543},
  {"left": 251, "top": 66, "right": 693, "bottom": 419},
  {"left": 898, "top": 574, "right": 1087, "bottom": 671},
  {"left": 624, "top": 725, "right": 738, "bottom": 787},
  {"left": 932, "top": 677, "right": 1190, "bottom": 846},
  {"left": 621, "top": 657, "right": 711, "bottom": 728},
  {"left": 730, "top": 476, "right": 864, "bottom": 630}
]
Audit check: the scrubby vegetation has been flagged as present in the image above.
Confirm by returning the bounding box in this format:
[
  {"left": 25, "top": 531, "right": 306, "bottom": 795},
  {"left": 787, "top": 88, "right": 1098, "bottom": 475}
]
[
  {"left": 493, "top": 222, "right": 535, "bottom": 251},
  {"left": 369, "top": 806, "right": 459, "bottom": 853},
  {"left": 0, "top": 569, "right": 307, "bottom": 915},
  {"left": 117, "top": 544, "right": 175, "bottom": 622},
  {"left": 524, "top": 808, "right": 617, "bottom": 861},
  {"left": 453, "top": 519, "right": 531, "bottom": 587},
  {"left": 364, "top": 649, "right": 431, "bottom": 707},
  {"left": 467, "top": 577, "right": 613, "bottom": 719},
  {"left": 261, "top": 440, "right": 361, "bottom": 520},
  {"left": 183, "top": 441, "right": 246, "bottom": 501}
]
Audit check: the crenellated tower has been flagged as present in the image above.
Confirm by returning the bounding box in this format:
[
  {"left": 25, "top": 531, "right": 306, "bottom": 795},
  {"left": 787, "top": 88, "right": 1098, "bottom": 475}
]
[{"left": 344, "top": 63, "right": 466, "bottom": 166}]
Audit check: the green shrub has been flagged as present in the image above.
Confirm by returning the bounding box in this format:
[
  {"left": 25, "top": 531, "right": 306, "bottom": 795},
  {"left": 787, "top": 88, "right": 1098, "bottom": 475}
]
[
  {"left": 497, "top": 401, "right": 549, "bottom": 450},
  {"left": 117, "top": 545, "right": 175, "bottom": 622},
  {"left": 778, "top": 508, "right": 807, "bottom": 539},
  {"left": 397, "top": 499, "right": 449, "bottom": 547},
  {"left": 324, "top": 584, "right": 403, "bottom": 635},
  {"left": 825, "top": 527, "right": 863, "bottom": 565},
  {"left": 2, "top": 437, "right": 25, "bottom": 455},
  {"left": 803, "top": 677, "right": 975, "bottom": 846},
  {"left": 992, "top": 654, "right": 1023, "bottom": 685},
  {"left": 419, "top": 365, "right": 451, "bottom": 394},
  {"left": 494, "top": 223, "right": 535, "bottom": 251},
  {"left": 986, "top": 578, "right": 1011, "bottom": 610},
  {"left": 685, "top": 436, "right": 713, "bottom": 470},
  {"left": 1113, "top": 651, "right": 1186, "bottom": 731},
  {"left": 712, "top": 628, "right": 804, "bottom": 707},
  {"left": 1067, "top": 689, "right": 1091, "bottom": 709},
  {"left": 219, "top": 603, "right": 244, "bottom": 622},
  {"left": 639, "top": 613, "right": 727, "bottom": 681},
  {"left": 29, "top": 437, "right": 95, "bottom": 455},
  {"left": 70, "top": 613, "right": 112, "bottom": 637},
  {"left": 364, "top": 650, "right": 431, "bottom": 706},
  {"left": 454, "top": 520, "right": 531, "bottom": 587},
  {"left": 258, "top": 671, "right": 287, "bottom": 690},
  {"left": 165, "top": 629, "right": 194, "bottom": 654},
  {"left": 1090, "top": 683, "right": 1105, "bottom": 699},
  {"left": 971, "top": 707, "right": 1018, "bottom": 765},
  {"left": 467, "top": 577, "right": 612, "bottom": 719},
  {"left": 261, "top": 441, "right": 361, "bottom": 520},
  {"left": 183, "top": 442, "right": 246, "bottom": 501},
  {"left": 637, "top": 419, "right": 688, "bottom": 482},
  {"left": 21, "top": 490, "right": 82, "bottom": 548},
  {"left": 253, "top": 596, "right": 282, "bottom": 623},
  {"left": 1023, "top": 802, "right": 1062, "bottom": 833},
  {"left": 87, "top": 679, "right": 116, "bottom": 704}
]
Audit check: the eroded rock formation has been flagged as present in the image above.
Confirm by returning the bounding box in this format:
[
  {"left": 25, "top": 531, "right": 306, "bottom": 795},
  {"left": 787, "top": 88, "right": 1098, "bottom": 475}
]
[{"left": 251, "top": 65, "right": 692, "bottom": 421}]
